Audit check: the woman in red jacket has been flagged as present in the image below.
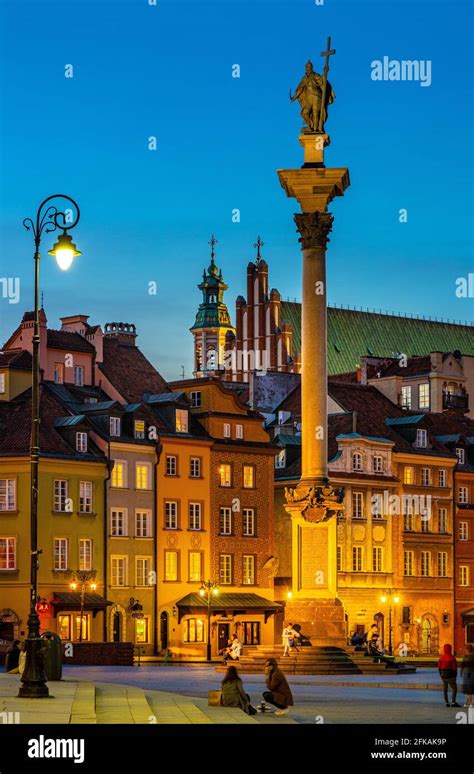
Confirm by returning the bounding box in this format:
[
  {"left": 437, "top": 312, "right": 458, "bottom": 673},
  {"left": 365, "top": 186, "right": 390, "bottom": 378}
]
[{"left": 438, "top": 644, "right": 460, "bottom": 707}]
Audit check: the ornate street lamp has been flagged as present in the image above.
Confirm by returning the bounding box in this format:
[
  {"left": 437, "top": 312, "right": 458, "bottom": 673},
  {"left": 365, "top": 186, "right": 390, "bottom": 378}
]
[
  {"left": 70, "top": 570, "right": 97, "bottom": 643},
  {"left": 380, "top": 590, "right": 400, "bottom": 656},
  {"left": 18, "top": 195, "right": 81, "bottom": 699},
  {"left": 199, "top": 581, "right": 219, "bottom": 662}
]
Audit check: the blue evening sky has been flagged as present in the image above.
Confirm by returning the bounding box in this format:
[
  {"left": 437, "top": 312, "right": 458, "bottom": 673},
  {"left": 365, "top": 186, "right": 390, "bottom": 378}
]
[{"left": 0, "top": 0, "right": 472, "bottom": 380}]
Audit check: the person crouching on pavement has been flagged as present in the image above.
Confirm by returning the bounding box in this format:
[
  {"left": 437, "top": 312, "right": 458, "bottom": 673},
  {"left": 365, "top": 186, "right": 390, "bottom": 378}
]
[{"left": 262, "top": 658, "right": 294, "bottom": 716}]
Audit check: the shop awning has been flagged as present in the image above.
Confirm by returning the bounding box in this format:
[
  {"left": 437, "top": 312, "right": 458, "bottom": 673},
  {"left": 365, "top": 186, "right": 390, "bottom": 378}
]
[
  {"left": 461, "top": 608, "right": 474, "bottom": 621},
  {"left": 51, "top": 592, "right": 112, "bottom": 618},
  {"left": 176, "top": 593, "right": 283, "bottom": 623}
]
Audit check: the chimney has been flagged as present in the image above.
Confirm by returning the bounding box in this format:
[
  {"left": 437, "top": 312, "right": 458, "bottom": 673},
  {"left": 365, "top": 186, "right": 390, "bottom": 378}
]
[
  {"left": 430, "top": 351, "right": 443, "bottom": 371},
  {"left": 104, "top": 322, "right": 137, "bottom": 346},
  {"left": 60, "top": 315, "right": 90, "bottom": 336}
]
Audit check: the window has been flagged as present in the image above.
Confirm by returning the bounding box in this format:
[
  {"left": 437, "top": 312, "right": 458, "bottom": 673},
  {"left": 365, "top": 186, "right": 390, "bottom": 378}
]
[
  {"left": 223, "top": 423, "right": 231, "bottom": 438},
  {"left": 76, "top": 432, "right": 88, "bottom": 453},
  {"left": 135, "top": 618, "right": 150, "bottom": 643},
  {"left": 219, "top": 507, "right": 232, "bottom": 535},
  {"left": 243, "top": 555, "right": 255, "bottom": 585},
  {"left": 401, "top": 385, "right": 411, "bottom": 409},
  {"left": 352, "top": 546, "right": 363, "bottom": 572},
  {"left": 373, "top": 456, "right": 383, "bottom": 473},
  {"left": 190, "top": 391, "right": 201, "bottom": 408},
  {"left": 166, "top": 455, "right": 177, "bottom": 476},
  {"left": 165, "top": 501, "right": 178, "bottom": 530},
  {"left": 219, "top": 554, "right": 232, "bottom": 584},
  {"left": 134, "top": 420, "right": 145, "bottom": 439},
  {"left": 242, "top": 621, "right": 260, "bottom": 646},
  {"left": 403, "top": 505, "right": 414, "bottom": 532},
  {"left": 275, "top": 449, "right": 286, "bottom": 469},
  {"left": 189, "top": 551, "right": 202, "bottom": 583},
  {"left": 136, "top": 463, "right": 151, "bottom": 490},
  {"left": 438, "top": 469, "right": 448, "bottom": 488},
  {"left": 438, "top": 508, "right": 448, "bottom": 534},
  {"left": 404, "top": 466, "right": 414, "bottom": 485},
  {"left": 184, "top": 618, "right": 204, "bottom": 643},
  {"left": 418, "top": 383, "right": 430, "bottom": 409},
  {"left": 190, "top": 457, "right": 201, "bottom": 478},
  {"left": 404, "top": 550, "right": 414, "bottom": 577},
  {"left": 416, "top": 429, "right": 428, "bottom": 448},
  {"left": 456, "top": 448, "right": 466, "bottom": 465},
  {"left": 219, "top": 464, "right": 232, "bottom": 487},
  {"left": 79, "top": 481, "right": 93, "bottom": 513},
  {"left": 459, "top": 522, "right": 468, "bottom": 541},
  {"left": 135, "top": 510, "right": 152, "bottom": 538},
  {"left": 54, "top": 538, "right": 68, "bottom": 571},
  {"left": 421, "top": 516, "right": 431, "bottom": 533},
  {"left": 421, "top": 468, "right": 431, "bottom": 486},
  {"left": 136, "top": 557, "right": 151, "bottom": 586},
  {"left": 111, "top": 556, "right": 127, "bottom": 586},
  {"left": 54, "top": 363, "right": 64, "bottom": 384},
  {"left": 189, "top": 502, "right": 202, "bottom": 530},
  {"left": 111, "top": 509, "right": 127, "bottom": 537},
  {"left": 0, "top": 537, "right": 16, "bottom": 569},
  {"left": 459, "top": 487, "right": 469, "bottom": 504},
  {"left": 111, "top": 461, "right": 126, "bottom": 488},
  {"left": 372, "top": 547, "right": 383, "bottom": 572},
  {"left": 110, "top": 417, "right": 121, "bottom": 437},
  {"left": 421, "top": 551, "right": 431, "bottom": 577},
  {"left": 175, "top": 409, "right": 189, "bottom": 433},
  {"left": 352, "top": 453, "right": 362, "bottom": 472},
  {"left": 0, "top": 479, "right": 16, "bottom": 511},
  {"left": 372, "top": 493, "right": 383, "bottom": 519},
  {"left": 79, "top": 539, "right": 92, "bottom": 571},
  {"left": 243, "top": 508, "right": 255, "bottom": 536},
  {"left": 437, "top": 552, "right": 447, "bottom": 578},
  {"left": 337, "top": 545, "right": 342, "bottom": 572},
  {"left": 54, "top": 480, "right": 69, "bottom": 512},
  {"left": 460, "top": 566, "right": 469, "bottom": 587},
  {"left": 236, "top": 424, "right": 244, "bottom": 439},
  {"left": 58, "top": 614, "right": 71, "bottom": 640},
  {"left": 402, "top": 606, "right": 412, "bottom": 625},
  {"left": 352, "top": 492, "right": 364, "bottom": 519},
  {"left": 164, "top": 550, "right": 178, "bottom": 581},
  {"left": 74, "top": 366, "right": 84, "bottom": 386},
  {"left": 0, "top": 372, "right": 5, "bottom": 393},
  {"left": 243, "top": 465, "right": 255, "bottom": 488}
]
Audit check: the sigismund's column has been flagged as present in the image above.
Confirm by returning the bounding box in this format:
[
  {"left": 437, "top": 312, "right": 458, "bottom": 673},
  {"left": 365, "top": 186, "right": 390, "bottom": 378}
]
[{"left": 278, "top": 53, "right": 350, "bottom": 645}]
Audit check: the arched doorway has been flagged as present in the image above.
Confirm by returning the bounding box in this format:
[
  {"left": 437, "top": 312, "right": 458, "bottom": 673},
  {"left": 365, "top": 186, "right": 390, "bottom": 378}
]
[
  {"left": 113, "top": 612, "right": 121, "bottom": 643},
  {"left": 421, "top": 616, "right": 439, "bottom": 654},
  {"left": 109, "top": 605, "right": 126, "bottom": 643},
  {"left": 160, "top": 611, "right": 169, "bottom": 650},
  {"left": 0, "top": 609, "right": 20, "bottom": 642}
]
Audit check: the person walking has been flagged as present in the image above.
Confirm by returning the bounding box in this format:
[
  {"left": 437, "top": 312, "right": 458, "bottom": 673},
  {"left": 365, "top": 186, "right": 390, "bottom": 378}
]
[
  {"left": 438, "top": 643, "right": 460, "bottom": 707},
  {"left": 262, "top": 658, "right": 294, "bottom": 716},
  {"left": 220, "top": 665, "right": 254, "bottom": 714},
  {"left": 461, "top": 645, "right": 474, "bottom": 708}
]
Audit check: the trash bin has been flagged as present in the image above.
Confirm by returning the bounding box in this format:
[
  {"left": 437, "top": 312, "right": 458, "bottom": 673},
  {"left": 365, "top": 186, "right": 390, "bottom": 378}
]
[{"left": 40, "top": 632, "right": 62, "bottom": 680}]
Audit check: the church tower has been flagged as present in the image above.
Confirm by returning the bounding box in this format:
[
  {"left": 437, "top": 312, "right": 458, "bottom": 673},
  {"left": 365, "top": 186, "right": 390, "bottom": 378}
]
[{"left": 190, "top": 236, "right": 235, "bottom": 377}]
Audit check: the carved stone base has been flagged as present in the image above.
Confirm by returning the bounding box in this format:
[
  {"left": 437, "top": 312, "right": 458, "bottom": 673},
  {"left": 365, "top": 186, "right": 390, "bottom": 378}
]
[
  {"left": 284, "top": 481, "right": 344, "bottom": 524},
  {"left": 285, "top": 597, "right": 346, "bottom": 646}
]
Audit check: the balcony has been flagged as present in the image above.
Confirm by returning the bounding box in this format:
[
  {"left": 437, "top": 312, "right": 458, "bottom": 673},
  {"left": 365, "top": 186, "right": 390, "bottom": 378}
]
[{"left": 443, "top": 393, "right": 469, "bottom": 411}]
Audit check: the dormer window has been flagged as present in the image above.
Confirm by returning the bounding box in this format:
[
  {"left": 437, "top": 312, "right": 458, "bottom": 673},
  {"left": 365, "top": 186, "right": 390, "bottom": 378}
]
[
  {"left": 456, "top": 448, "right": 465, "bottom": 465},
  {"left": 175, "top": 409, "right": 189, "bottom": 433},
  {"left": 373, "top": 455, "right": 383, "bottom": 473},
  {"left": 275, "top": 449, "right": 286, "bottom": 469},
  {"left": 401, "top": 385, "right": 411, "bottom": 410},
  {"left": 134, "top": 420, "right": 145, "bottom": 439},
  {"left": 235, "top": 424, "right": 244, "bottom": 439},
  {"left": 190, "top": 391, "right": 201, "bottom": 408},
  {"left": 223, "top": 423, "right": 231, "bottom": 438},
  {"left": 54, "top": 363, "right": 64, "bottom": 385},
  {"left": 110, "top": 417, "right": 121, "bottom": 437},
  {"left": 352, "top": 453, "right": 363, "bottom": 472},
  {"left": 76, "top": 432, "right": 88, "bottom": 453},
  {"left": 415, "top": 429, "right": 428, "bottom": 448},
  {"left": 74, "top": 366, "right": 84, "bottom": 386},
  {"left": 418, "top": 383, "right": 430, "bottom": 410},
  {"left": 84, "top": 397, "right": 98, "bottom": 404}
]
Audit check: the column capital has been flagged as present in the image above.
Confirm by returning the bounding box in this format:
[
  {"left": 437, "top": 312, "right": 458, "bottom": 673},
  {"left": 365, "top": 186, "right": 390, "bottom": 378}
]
[{"left": 294, "top": 211, "right": 334, "bottom": 250}]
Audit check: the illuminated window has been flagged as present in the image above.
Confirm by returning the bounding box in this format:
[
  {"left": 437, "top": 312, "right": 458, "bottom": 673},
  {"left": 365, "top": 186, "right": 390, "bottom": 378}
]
[
  {"left": 460, "top": 566, "right": 469, "bottom": 587},
  {"left": 58, "top": 614, "right": 71, "bottom": 640},
  {"left": 189, "top": 502, "right": 202, "bottom": 530},
  {"left": 190, "top": 457, "right": 201, "bottom": 477},
  {"left": 352, "top": 546, "right": 363, "bottom": 572},
  {"left": 165, "top": 550, "right": 178, "bottom": 581},
  {"left": 54, "top": 363, "right": 64, "bottom": 384},
  {"left": 54, "top": 538, "right": 68, "bottom": 571},
  {"left": 404, "top": 466, "right": 414, "bottom": 485},
  {"left": 111, "top": 461, "right": 126, "bottom": 488},
  {"left": 79, "top": 481, "right": 93, "bottom": 513},
  {"left": 74, "top": 366, "right": 84, "bottom": 386},
  {"left": 165, "top": 501, "right": 178, "bottom": 530},
  {"left": 421, "top": 551, "right": 431, "bottom": 577},
  {"left": 111, "top": 556, "right": 127, "bottom": 586},
  {"left": 135, "top": 617, "right": 149, "bottom": 643},
  {"left": 401, "top": 385, "right": 411, "bottom": 409},
  {"left": 352, "top": 453, "right": 362, "bottom": 472},
  {"left": 111, "top": 509, "right": 127, "bottom": 537},
  {"left": 437, "top": 552, "right": 447, "bottom": 578},
  {"left": 458, "top": 486, "right": 469, "bottom": 504},
  {"left": 0, "top": 537, "right": 16, "bottom": 569},
  {"left": 0, "top": 479, "right": 16, "bottom": 511},
  {"left": 79, "top": 538, "right": 92, "bottom": 571},
  {"left": 243, "top": 555, "right": 255, "bottom": 585},
  {"left": 236, "top": 424, "right": 244, "bottom": 439},
  {"left": 135, "top": 510, "right": 152, "bottom": 537},
  {"left": 166, "top": 455, "right": 177, "bottom": 476},
  {"left": 136, "top": 463, "right": 151, "bottom": 490},
  {"left": 54, "top": 480, "right": 69, "bottom": 511},
  {"left": 175, "top": 409, "right": 189, "bottom": 433},
  {"left": 275, "top": 449, "right": 286, "bottom": 469},
  {"left": 110, "top": 417, "right": 121, "bottom": 437},
  {"left": 136, "top": 557, "right": 151, "bottom": 586},
  {"left": 243, "top": 465, "right": 255, "bottom": 488},
  {"left": 438, "top": 469, "right": 447, "bottom": 487},
  {"left": 404, "top": 551, "right": 414, "bottom": 576},
  {"left": 75, "top": 615, "right": 90, "bottom": 641},
  {"left": 373, "top": 456, "right": 383, "bottom": 473},
  {"left": 219, "top": 507, "right": 232, "bottom": 535},
  {"left": 134, "top": 420, "right": 145, "bottom": 439},
  {"left": 184, "top": 618, "right": 204, "bottom": 643},
  {"left": 242, "top": 622, "right": 260, "bottom": 646},
  {"left": 76, "top": 432, "right": 88, "bottom": 453},
  {"left": 351, "top": 492, "right": 364, "bottom": 519},
  {"left": 438, "top": 508, "right": 448, "bottom": 534},
  {"left": 219, "top": 554, "right": 232, "bottom": 584},
  {"left": 459, "top": 522, "right": 468, "bottom": 541},
  {"left": 372, "top": 547, "right": 383, "bottom": 572},
  {"left": 188, "top": 551, "right": 202, "bottom": 583},
  {"left": 243, "top": 508, "right": 255, "bottom": 536},
  {"left": 418, "top": 383, "right": 430, "bottom": 409},
  {"left": 219, "top": 464, "right": 232, "bottom": 487}
]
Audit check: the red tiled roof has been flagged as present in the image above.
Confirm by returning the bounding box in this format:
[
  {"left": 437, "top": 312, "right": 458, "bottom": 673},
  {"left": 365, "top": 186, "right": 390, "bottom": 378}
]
[
  {"left": 367, "top": 355, "right": 432, "bottom": 379},
  {"left": 99, "top": 338, "right": 169, "bottom": 404},
  {"left": 0, "top": 350, "right": 32, "bottom": 369},
  {"left": 47, "top": 329, "right": 95, "bottom": 353}
]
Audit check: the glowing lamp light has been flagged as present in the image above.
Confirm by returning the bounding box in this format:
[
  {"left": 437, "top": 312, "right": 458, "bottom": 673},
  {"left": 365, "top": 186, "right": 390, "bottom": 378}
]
[
  {"left": 199, "top": 587, "right": 206, "bottom": 597},
  {"left": 212, "top": 587, "right": 219, "bottom": 596},
  {"left": 48, "top": 231, "right": 81, "bottom": 271},
  {"left": 287, "top": 591, "right": 293, "bottom": 599},
  {"left": 394, "top": 596, "right": 400, "bottom": 604},
  {"left": 380, "top": 595, "right": 387, "bottom": 603},
  {"left": 90, "top": 582, "right": 97, "bottom": 592},
  {"left": 70, "top": 580, "right": 78, "bottom": 591}
]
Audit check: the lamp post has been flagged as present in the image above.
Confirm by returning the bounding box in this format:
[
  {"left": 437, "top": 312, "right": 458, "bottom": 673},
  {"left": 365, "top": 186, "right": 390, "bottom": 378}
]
[
  {"left": 380, "top": 590, "right": 400, "bottom": 656},
  {"left": 70, "top": 571, "right": 97, "bottom": 642},
  {"left": 199, "top": 581, "right": 219, "bottom": 662},
  {"left": 18, "top": 195, "right": 81, "bottom": 699}
]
